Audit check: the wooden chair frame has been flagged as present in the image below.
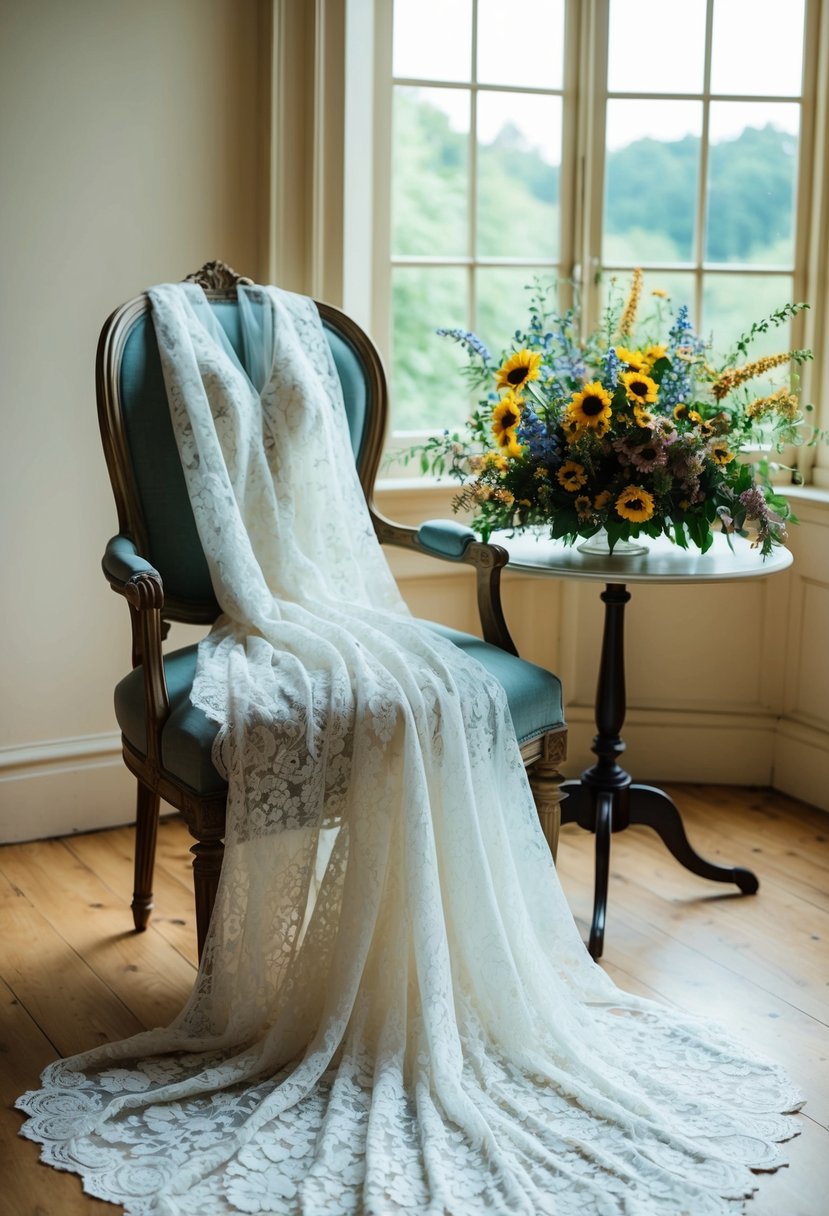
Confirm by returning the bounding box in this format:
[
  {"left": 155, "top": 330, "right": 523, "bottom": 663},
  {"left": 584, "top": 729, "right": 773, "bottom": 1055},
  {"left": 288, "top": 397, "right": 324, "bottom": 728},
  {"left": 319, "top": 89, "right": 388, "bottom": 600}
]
[{"left": 97, "top": 261, "right": 567, "bottom": 957}]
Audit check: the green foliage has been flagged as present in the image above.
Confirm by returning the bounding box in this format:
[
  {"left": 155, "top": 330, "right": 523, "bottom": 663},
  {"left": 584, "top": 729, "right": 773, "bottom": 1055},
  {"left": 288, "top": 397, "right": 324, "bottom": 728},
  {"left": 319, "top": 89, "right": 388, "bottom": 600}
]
[
  {"left": 391, "top": 91, "right": 803, "bottom": 431},
  {"left": 398, "top": 273, "right": 817, "bottom": 557}
]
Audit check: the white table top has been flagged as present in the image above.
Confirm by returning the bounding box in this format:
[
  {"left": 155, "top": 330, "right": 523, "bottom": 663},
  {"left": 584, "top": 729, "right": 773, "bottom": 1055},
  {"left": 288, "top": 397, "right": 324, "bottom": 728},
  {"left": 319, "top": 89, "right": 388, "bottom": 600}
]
[{"left": 492, "top": 529, "right": 794, "bottom": 584}]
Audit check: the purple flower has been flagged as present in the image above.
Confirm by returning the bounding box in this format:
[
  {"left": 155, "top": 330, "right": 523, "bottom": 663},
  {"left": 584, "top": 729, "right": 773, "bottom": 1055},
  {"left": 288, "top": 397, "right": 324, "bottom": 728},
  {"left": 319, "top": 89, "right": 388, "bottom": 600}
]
[{"left": 629, "top": 440, "right": 667, "bottom": 472}]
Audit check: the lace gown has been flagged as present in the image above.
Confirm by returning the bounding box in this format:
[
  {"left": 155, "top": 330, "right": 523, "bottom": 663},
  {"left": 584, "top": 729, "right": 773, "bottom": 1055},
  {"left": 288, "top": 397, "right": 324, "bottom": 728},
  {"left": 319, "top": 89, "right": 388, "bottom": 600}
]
[{"left": 17, "top": 285, "right": 801, "bottom": 1215}]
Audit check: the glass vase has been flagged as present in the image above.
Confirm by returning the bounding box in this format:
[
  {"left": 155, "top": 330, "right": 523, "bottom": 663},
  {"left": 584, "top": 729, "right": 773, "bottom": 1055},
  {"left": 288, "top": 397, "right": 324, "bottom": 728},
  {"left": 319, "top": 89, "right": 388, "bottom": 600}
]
[{"left": 577, "top": 528, "right": 649, "bottom": 557}]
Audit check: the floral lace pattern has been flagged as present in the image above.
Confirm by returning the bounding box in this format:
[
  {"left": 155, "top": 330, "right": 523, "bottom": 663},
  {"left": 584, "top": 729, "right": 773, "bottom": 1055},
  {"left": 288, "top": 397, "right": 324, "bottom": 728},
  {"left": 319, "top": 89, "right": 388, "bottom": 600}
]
[{"left": 17, "top": 285, "right": 801, "bottom": 1214}]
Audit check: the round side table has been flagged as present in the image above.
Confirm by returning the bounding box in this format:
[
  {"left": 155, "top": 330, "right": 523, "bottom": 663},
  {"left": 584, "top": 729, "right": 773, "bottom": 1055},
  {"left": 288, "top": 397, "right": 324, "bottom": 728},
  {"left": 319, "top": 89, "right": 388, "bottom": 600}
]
[{"left": 494, "top": 530, "right": 794, "bottom": 959}]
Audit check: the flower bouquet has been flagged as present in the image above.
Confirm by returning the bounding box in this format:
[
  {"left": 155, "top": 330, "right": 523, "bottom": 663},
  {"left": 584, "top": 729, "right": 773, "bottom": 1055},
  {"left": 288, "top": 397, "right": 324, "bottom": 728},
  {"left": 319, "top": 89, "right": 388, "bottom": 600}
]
[{"left": 405, "top": 271, "right": 819, "bottom": 556}]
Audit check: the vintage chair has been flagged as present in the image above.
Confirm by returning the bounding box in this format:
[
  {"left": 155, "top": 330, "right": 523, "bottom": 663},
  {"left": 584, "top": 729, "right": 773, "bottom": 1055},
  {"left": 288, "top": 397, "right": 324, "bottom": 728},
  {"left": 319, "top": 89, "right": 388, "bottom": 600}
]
[{"left": 98, "top": 261, "right": 567, "bottom": 957}]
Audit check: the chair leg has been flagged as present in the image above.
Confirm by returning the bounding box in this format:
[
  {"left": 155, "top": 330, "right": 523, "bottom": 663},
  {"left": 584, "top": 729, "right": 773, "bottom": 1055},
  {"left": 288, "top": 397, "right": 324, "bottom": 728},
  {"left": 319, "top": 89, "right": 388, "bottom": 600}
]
[
  {"left": 132, "top": 779, "right": 160, "bottom": 931},
  {"left": 528, "top": 731, "right": 567, "bottom": 862},
  {"left": 189, "top": 834, "right": 224, "bottom": 960}
]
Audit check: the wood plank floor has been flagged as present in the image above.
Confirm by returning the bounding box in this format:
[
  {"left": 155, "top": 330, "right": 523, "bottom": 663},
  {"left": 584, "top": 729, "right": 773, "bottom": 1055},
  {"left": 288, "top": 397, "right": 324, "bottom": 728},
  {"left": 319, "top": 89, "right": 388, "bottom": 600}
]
[{"left": 2, "top": 784, "right": 828, "bottom": 1215}]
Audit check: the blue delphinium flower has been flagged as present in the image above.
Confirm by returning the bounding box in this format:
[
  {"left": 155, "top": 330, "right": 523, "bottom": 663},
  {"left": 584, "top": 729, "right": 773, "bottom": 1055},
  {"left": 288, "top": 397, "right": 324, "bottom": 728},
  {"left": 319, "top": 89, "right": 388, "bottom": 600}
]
[
  {"left": 435, "top": 328, "right": 492, "bottom": 365},
  {"left": 517, "top": 407, "right": 561, "bottom": 465},
  {"left": 660, "top": 306, "right": 705, "bottom": 409},
  {"left": 603, "top": 346, "right": 622, "bottom": 389}
]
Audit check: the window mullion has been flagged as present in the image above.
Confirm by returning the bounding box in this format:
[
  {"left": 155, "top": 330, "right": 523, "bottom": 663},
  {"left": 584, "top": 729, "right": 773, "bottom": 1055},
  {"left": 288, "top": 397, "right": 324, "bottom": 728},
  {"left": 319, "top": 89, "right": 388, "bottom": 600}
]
[
  {"left": 468, "top": 0, "right": 479, "bottom": 337},
  {"left": 694, "top": 0, "right": 715, "bottom": 329},
  {"left": 578, "top": 0, "right": 609, "bottom": 337}
]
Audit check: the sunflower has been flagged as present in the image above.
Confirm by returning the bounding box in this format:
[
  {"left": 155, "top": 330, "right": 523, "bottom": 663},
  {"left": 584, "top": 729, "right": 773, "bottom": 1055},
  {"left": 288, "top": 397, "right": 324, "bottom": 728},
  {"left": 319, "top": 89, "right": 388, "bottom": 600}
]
[
  {"left": 498, "top": 433, "right": 524, "bottom": 459},
  {"left": 642, "top": 343, "right": 667, "bottom": 368},
  {"left": 621, "top": 370, "right": 658, "bottom": 406},
  {"left": 633, "top": 406, "right": 655, "bottom": 429},
  {"left": 594, "top": 489, "right": 612, "bottom": 510},
  {"left": 575, "top": 494, "right": 593, "bottom": 518},
  {"left": 557, "top": 461, "right": 588, "bottom": 492},
  {"left": 709, "top": 442, "right": 735, "bottom": 465},
  {"left": 495, "top": 349, "right": 543, "bottom": 392},
  {"left": 492, "top": 391, "right": 523, "bottom": 437},
  {"left": 673, "top": 403, "right": 689, "bottom": 421},
  {"left": 615, "top": 345, "right": 647, "bottom": 371},
  {"left": 615, "top": 485, "right": 655, "bottom": 522},
  {"left": 568, "top": 382, "right": 612, "bottom": 429},
  {"left": 561, "top": 416, "right": 585, "bottom": 443}
]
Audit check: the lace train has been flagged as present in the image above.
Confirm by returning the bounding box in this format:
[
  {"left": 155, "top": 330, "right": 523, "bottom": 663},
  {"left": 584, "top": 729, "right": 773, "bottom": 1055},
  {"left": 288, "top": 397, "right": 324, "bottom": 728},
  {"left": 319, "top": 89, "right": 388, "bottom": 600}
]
[{"left": 17, "top": 285, "right": 801, "bottom": 1214}]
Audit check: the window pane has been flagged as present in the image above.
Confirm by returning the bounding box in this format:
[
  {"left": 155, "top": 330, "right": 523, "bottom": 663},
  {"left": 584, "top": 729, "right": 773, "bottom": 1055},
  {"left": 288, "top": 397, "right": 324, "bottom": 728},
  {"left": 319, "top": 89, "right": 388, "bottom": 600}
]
[
  {"left": 476, "top": 92, "right": 561, "bottom": 258},
  {"left": 477, "top": 0, "right": 564, "bottom": 89},
  {"left": 475, "top": 267, "right": 554, "bottom": 362},
  {"left": 391, "top": 267, "right": 469, "bottom": 430},
  {"left": 392, "top": 88, "right": 469, "bottom": 257},
  {"left": 711, "top": 0, "right": 805, "bottom": 97},
  {"left": 599, "top": 271, "right": 697, "bottom": 338},
  {"left": 393, "top": 0, "right": 472, "bottom": 82},
  {"left": 705, "top": 103, "right": 799, "bottom": 265},
  {"left": 604, "top": 101, "right": 701, "bottom": 263},
  {"left": 703, "top": 273, "right": 794, "bottom": 379},
  {"left": 608, "top": 0, "right": 706, "bottom": 95}
]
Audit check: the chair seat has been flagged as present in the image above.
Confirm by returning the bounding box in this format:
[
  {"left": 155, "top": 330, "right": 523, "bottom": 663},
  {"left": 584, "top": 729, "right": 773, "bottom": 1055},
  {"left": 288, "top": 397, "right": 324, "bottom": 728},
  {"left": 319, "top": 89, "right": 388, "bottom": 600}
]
[{"left": 114, "top": 624, "right": 565, "bottom": 796}]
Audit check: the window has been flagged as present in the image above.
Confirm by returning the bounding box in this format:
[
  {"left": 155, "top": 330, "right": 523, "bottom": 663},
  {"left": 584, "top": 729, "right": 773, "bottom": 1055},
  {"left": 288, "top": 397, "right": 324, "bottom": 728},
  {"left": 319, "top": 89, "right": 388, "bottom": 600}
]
[{"left": 371, "top": 0, "right": 824, "bottom": 473}]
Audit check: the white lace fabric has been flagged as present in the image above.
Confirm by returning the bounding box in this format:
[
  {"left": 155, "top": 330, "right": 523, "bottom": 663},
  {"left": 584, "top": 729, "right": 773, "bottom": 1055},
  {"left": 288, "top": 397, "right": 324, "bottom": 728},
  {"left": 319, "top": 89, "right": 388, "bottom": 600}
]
[{"left": 17, "top": 285, "right": 801, "bottom": 1214}]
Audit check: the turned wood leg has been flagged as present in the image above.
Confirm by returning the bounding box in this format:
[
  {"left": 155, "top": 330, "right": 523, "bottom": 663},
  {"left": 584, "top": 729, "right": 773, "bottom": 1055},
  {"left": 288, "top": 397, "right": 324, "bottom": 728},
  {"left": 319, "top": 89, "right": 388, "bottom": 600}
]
[
  {"left": 528, "top": 730, "right": 567, "bottom": 862},
  {"left": 190, "top": 834, "right": 225, "bottom": 959},
  {"left": 132, "top": 780, "right": 160, "bottom": 931}
]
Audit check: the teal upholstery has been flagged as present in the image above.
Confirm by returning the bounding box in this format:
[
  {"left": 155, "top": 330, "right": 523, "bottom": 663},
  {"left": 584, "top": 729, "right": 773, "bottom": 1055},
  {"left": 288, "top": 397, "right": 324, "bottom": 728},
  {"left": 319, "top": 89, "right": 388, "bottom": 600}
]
[
  {"left": 417, "top": 519, "right": 476, "bottom": 559},
  {"left": 114, "top": 625, "right": 564, "bottom": 796}
]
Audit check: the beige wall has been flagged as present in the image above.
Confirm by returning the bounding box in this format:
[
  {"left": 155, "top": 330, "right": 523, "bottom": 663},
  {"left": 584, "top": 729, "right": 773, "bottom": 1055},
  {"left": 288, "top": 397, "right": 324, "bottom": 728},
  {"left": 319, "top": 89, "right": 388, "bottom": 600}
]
[
  {"left": 0, "top": 0, "right": 268, "bottom": 838},
  {"left": 380, "top": 485, "right": 829, "bottom": 813},
  {"left": 1, "top": 0, "right": 827, "bottom": 844}
]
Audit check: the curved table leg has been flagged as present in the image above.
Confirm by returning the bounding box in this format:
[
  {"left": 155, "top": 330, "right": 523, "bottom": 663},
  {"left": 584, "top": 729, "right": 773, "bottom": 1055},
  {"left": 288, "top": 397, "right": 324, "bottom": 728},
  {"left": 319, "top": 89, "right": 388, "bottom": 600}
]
[
  {"left": 588, "top": 791, "right": 614, "bottom": 958},
  {"left": 560, "top": 778, "right": 590, "bottom": 827},
  {"left": 628, "top": 783, "right": 759, "bottom": 894}
]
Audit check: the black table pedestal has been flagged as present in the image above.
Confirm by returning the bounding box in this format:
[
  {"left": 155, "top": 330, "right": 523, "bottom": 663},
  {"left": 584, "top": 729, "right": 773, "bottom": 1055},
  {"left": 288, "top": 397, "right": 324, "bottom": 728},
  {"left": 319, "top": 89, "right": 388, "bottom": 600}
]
[{"left": 560, "top": 582, "right": 758, "bottom": 960}]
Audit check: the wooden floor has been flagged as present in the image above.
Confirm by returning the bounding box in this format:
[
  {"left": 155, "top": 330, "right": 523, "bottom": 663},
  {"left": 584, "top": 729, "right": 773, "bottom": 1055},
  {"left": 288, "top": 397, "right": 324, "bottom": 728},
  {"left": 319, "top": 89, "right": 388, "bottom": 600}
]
[{"left": 2, "top": 784, "right": 828, "bottom": 1215}]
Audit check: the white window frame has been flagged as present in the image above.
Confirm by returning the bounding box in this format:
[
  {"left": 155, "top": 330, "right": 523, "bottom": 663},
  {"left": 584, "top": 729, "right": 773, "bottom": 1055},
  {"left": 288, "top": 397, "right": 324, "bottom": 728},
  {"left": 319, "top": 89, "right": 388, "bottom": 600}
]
[{"left": 357, "top": 0, "right": 829, "bottom": 487}]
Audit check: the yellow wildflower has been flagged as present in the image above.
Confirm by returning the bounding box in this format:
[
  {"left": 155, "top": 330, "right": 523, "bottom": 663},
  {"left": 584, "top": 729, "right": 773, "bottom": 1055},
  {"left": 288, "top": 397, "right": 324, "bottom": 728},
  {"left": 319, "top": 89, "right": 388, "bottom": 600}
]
[
  {"left": 617, "top": 267, "right": 643, "bottom": 338},
  {"left": 746, "top": 387, "right": 800, "bottom": 422},
  {"left": 712, "top": 351, "right": 791, "bottom": 400},
  {"left": 651, "top": 288, "right": 668, "bottom": 299}
]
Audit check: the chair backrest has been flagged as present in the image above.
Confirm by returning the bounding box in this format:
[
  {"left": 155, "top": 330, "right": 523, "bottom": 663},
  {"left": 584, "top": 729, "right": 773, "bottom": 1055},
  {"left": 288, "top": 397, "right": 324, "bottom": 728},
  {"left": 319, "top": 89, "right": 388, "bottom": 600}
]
[{"left": 97, "top": 266, "right": 388, "bottom": 624}]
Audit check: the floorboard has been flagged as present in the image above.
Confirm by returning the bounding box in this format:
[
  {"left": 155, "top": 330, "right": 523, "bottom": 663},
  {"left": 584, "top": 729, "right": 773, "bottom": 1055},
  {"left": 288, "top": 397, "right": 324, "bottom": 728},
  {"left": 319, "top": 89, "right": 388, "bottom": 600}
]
[{"left": 2, "top": 784, "right": 828, "bottom": 1214}]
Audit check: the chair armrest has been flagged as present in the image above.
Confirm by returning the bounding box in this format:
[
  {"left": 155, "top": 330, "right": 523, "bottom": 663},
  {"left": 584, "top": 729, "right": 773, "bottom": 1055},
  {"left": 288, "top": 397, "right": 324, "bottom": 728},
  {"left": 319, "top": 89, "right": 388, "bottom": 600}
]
[
  {"left": 417, "top": 519, "right": 477, "bottom": 560},
  {"left": 370, "top": 510, "right": 517, "bottom": 655},
  {"left": 102, "top": 536, "right": 170, "bottom": 762},
  {"left": 103, "top": 535, "right": 164, "bottom": 610}
]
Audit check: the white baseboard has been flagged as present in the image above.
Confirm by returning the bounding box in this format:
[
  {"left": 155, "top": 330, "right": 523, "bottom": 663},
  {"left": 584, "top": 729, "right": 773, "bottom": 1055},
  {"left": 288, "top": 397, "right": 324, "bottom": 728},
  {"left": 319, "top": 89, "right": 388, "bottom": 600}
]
[
  {"left": 772, "top": 717, "right": 829, "bottom": 812},
  {"left": 0, "top": 733, "right": 138, "bottom": 843},
  {"left": 562, "top": 705, "right": 780, "bottom": 787},
  {"left": 2, "top": 708, "right": 825, "bottom": 847}
]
